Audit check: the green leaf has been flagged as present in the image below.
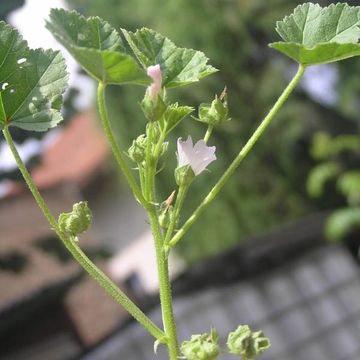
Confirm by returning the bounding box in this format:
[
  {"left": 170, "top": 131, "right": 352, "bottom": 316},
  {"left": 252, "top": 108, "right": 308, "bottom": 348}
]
[
  {"left": 307, "top": 161, "right": 341, "bottom": 198},
  {"left": 325, "top": 207, "right": 360, "bottom": 242},
  {"left": 122, "top": 28, "right": 218, "bottom": 88},
  {"left": 46, "top": 8, "right": 148, "bottom": 85},
  {"left": 0, "top": 22, "right": 68, "bottom": 132},
  {"left": 270, "top": 3, "right": 360, "bottom": 65},
  {"left": 337, "top": 171, "right": 360, "bottom": 205},
  {"left": 163, "top": 103, "right": 194, "bottom": 134}
]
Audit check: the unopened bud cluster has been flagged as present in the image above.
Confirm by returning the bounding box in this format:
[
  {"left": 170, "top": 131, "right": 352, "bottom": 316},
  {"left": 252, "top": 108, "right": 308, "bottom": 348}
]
[
  {"left": 181, "top": 329, "right": 220, "bottom": 360},
  {"left": 58, "top": 201, "right": 92, "bottom": 238},
  {"left": 227, "top": 325, "right": 270, "bottom": 359},
  {"left": 194, "top": 88, "right": 230, "bottom": 126}
]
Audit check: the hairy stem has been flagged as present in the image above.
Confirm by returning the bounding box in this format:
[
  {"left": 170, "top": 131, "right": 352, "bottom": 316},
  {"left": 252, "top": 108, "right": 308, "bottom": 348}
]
[
  {"left": 3, "top": 125, "right": 164, "bottom": 341},
  {"left": 145, "top": 122, "right": 179, "bottom": 359},
  {"left": 169, "top": 64, "right": 306, "bottom": 248},
  {"left": 97, "top": 82, "right": 147, "bottom": 208}
]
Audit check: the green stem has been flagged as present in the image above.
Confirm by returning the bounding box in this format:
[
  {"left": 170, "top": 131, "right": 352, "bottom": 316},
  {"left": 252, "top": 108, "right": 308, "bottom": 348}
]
[
  {"left": 145, "top": 123, "right": 179, "bottom": 359},
  {"left": 3, "top": 126, "right": 164, "bottom": 341},
  {"left": 138, "top": 163, "right": 146, "bottom": 195},
  {"left": 204, "top": 125, "right": 214, "bottom": 144},
  {"left": 148, "top": 208, "right": 179, "bottom": 359},
  {"left": 97, "top": 82, "right": 147, "bottom": 209},
  {"left": 169, "top": 64, "right": 306, "bottom": 249}
]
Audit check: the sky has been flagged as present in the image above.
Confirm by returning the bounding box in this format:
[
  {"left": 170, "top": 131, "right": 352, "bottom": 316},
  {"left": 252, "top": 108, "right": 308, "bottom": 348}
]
[{"left": 8, "top": 0, "right": 94, "bottom": 110}]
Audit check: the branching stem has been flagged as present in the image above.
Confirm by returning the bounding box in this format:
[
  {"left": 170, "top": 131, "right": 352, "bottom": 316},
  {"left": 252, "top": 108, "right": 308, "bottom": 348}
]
[
  {"left": 2, "top": 125, "right": 164, "bottom": 341},
  {"left": 169, "top": 64, "right": 306, "bottom": 248}
]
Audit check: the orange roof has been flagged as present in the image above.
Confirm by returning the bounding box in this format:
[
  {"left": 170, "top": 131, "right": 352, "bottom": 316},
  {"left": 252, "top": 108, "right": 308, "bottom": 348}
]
[{"left": 32, "top": 112, "right": 108, "bottom": 188}]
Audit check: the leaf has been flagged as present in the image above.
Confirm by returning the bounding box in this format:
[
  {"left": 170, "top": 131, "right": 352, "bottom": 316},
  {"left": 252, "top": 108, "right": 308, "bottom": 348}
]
[
  {"left": 122, "top": 28, "right": 218, "bottom": 88},
  {"left": 325, "top": 207, "right": 360, "bottom": 242},
  {"left": 46, "top": 8, "right": 149, "bottom": 85},
  {"left": 337, "top": 171, "right": 360, "bottom": 205},
  {"left": 162, "top": 103, "right": 194, "bottom": 134},
  {"left": 0, "top": 22, "right": 68, "bottom": 132},
  {"left": 270, "top": 3, "right": 360, "bottom": 65},
  {"left": 306, "top": 161, "right": 341, "bottom": 198}
]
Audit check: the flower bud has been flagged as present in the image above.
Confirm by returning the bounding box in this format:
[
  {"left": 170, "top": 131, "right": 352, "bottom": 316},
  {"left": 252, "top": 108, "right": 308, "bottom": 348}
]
[
  {"left": 147, "top": 64, "right": 162, "bottom": 100},
  {"left": 128, "top": 134, "right": 147, "bottom": 163},
  {"left": 58, "top": 201, "right": 92, "bottom": 238},
  {"left": 159, "top": 207, "right": 172, "bottom": 229},
  {"left": 181, "top": 329, "right": 220, "bottom": 360},
  {"left": 175, "top": 165, "right": 195, "bottom": 187},
  {"left": 194, "top": 87, "right": 230, "bottom": 126},
  {"left": 227, "top": 325, "right": 270, "bottom": 359},
  {"left": 141, "top": 91, "right": 167, "bottom": 122},
  {"left": 142, "top": 65, "right": 166, "bottom": 122}
]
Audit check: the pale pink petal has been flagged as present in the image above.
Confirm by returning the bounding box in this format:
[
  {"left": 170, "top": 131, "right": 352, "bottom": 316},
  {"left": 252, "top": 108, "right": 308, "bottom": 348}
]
[
  {"left": 191, "top": 140, "right": 216, "bottom": 175},
  {"left": 147, "top": 64, "right": 162, "bottom": 100},
  {"left": 177, "top": 136, "right": 194, "bottom": 167},
  {"left": 176, "top": 136, "right": 216, "bottom": 176}
]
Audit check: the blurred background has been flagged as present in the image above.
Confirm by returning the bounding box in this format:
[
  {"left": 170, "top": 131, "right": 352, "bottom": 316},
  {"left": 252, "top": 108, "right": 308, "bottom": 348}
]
[{"left": 0, "top": 0, "right": 359, "bottom": 359}]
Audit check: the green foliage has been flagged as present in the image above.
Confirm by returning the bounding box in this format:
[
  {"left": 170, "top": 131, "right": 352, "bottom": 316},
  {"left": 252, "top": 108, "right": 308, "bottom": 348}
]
[
  {"left": 308, "top": 131, "right": 360, "bottom": 242},
  {"left": 310, "top": 132, "right": 360, "bottom": 160},
  {"left": 270, "top": 3, "right": 360, "bottom": 65},
  {"left": 227, "top": 325, "right": 271, "bottom": 359},
  {"left": 0, "top": 22, "right": 68, "bottom": 131},
  {"left": 325, "top": 207, "right": 360, "bottom": 241},
  {"left": 46, "top": 9, "right": 149, "bottom": 85},
  {"left": 307, "top": 161, "right": 341, "bottom": 198},
  {"left": 161, "top": 104, "right": 194, "bottom": 136},
  {"left": 122, "top": 28, "right": 218, "bottom": 88},
  {"left": 337, "top": 171, "right": 360, "bottom": 205}
]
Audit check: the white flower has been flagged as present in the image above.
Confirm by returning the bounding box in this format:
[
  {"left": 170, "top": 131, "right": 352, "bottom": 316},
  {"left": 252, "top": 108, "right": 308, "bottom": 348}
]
[
  {"left": 147, "top": 64, "right": 162, "bottom": 100},
  {"left": 177, "top": 136, "right": 216, "bottom": 176}
]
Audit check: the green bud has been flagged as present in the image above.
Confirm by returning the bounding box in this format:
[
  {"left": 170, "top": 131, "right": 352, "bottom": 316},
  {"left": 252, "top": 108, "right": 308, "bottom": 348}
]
[
  {"left": 227, "top": 325, "right": 270, "bottom": 359},
  {"left": 128, "top": 134, "right": 147, "bottom": 163},
  {"left": 159, "top": 206, "right": 172, "bottom": 229},
  {"left": 181, "top": 330, "right": 220, "bottom": 360},
  {"left": 58, "top": 201, "right": 92, "bottom": 238},
  {"left": 175, "top": 165, "right": 195, "bottom": 186},
  {"left": 141, "top": 91, "right": 167, "bottom": 122},
  {"left": 194, "top": 87, "right": 230, "bottom": 126}
]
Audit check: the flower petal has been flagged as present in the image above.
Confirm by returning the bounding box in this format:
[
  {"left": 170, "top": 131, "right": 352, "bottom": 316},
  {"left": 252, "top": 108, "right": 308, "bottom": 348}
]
[
  {"left": 176, "top": 136, "right": 216, "bottom": 176},
  {"left": 177, "top": 136, "right": 193, "bottom": 167},
  {"left": 192, "top": 140, "right": 216, "bottom": 175},
  {"left": 147, "top": 64, "right": 162, "bottom": 99}
]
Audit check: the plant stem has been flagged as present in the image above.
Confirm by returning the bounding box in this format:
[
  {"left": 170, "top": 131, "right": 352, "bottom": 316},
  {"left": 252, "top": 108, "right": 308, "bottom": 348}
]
[
  {"left": 148, "top": 208, "right": 179, "bottom": 359},
  {"left": 169, "top": 64, "right": 306, "bottom": 249},
  {"left": 145, "top": 122, "right": 179, "bottom": 359},
  {"left": 204, "top": 125, "right": 214, "bottom": 144},
  {"left": 97, "top": 82, "right": 148, "bottom": 209},
  {"left": 3, "top": 126, "right": 164, "bottom": 341}
]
